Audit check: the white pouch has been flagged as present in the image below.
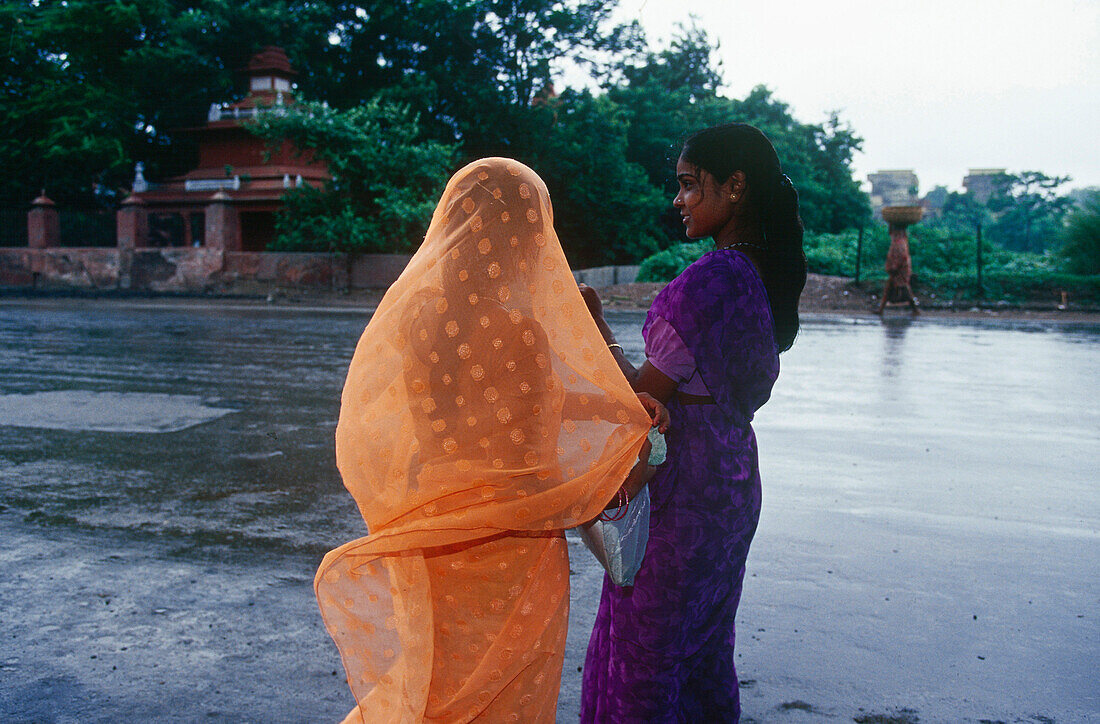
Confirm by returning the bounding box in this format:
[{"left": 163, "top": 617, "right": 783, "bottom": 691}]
[{"left": 578, "top": 484, "right": 650, "bottom": 586}]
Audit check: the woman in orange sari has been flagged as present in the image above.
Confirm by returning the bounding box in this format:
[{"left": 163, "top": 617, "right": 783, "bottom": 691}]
[{"left": 315, "top": 158, "right": 662, "bottom": 722}]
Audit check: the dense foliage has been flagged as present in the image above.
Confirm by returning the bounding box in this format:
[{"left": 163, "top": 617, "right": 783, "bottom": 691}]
[
  {"left": 641, "top": 225, "right": 1100, "bottom": 306},
  {"left": 9, "top": 0, "right": 1090, "bottom": 283},
  {"left": 926, "top": 171, "right": 1075, "bottom": 253},
  {"left": 2, "top": 0, "right": 873, "bottom": 263},
  {"left": 248, "top": 100, "right": 456, "bottom": 253},
  {"left": 1058, "top": 191, "right": 1100, "bottom": 274},
  {"left": 636, "top": 240, "right": 714, "bottom": 282}
]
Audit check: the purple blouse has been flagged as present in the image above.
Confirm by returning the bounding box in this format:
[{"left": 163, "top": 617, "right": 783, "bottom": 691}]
[{"left": 644, "top": 315, "right": 711, "bottom": 396}]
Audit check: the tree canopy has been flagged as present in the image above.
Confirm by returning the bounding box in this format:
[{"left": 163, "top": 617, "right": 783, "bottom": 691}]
[
  {"left": 248, "top": 99, "right": 457, "bottom": 254},
  {"left": 2, "top": 0, "right": 875, "bottom": 264},
  {"left": 1059, "top": 190, "right": 1100, "bottom": 274},
  {"left": 926, "top": 171, "right": 1074, "bottom": 254}
]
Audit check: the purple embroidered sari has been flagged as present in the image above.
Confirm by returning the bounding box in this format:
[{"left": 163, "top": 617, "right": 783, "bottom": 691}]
[{"left": 580, "top": 250, "right": 779, "bottom": 722}]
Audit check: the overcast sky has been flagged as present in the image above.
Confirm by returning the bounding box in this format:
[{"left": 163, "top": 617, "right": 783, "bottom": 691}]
[{"left": 605, "top": 0, "right": 1100, "bottom": 194}]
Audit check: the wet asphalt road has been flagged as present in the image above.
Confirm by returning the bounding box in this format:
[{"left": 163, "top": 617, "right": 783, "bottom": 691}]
[{"left": 1, "top": 299, "right": 1097, "bottom": 723}]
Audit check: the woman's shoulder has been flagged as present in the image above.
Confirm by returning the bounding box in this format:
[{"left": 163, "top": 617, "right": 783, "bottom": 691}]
[
  {"left": 689, "top": 248, "right": 759, "bottom": 278},
  {"left": 647, "top": 249, "right": 770, "bottom": 337},
  {"left": 662, "top": 250, "right": 758, "bottom": 302}
]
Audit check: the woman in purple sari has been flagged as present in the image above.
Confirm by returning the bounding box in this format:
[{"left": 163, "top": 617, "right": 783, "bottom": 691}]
[{"left": 579, "top": 124, "right": 807, "bottom": 722}]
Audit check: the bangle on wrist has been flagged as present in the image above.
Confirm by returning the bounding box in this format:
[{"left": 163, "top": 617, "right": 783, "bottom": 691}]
[
  {"left": 597, "top": 486, "right": 629, "bottom": 521},
  {"left": 607, "top": 343, "right": 624, "bottom": 353}
]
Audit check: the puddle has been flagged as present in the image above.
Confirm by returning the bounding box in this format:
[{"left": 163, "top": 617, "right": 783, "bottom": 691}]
[{"left": 0, "top": 390, "right": 236, "bottom": 433}]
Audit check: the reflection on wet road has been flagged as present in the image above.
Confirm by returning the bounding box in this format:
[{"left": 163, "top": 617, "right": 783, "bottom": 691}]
[
  {"left": 0, "top": 302, "right": 369, "bottom": 559},
  {"left": 1, "top": 300, "right": 1097, "bottom": 722}
]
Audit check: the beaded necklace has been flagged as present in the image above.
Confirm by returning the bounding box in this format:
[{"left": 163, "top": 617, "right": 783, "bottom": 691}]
[{"left": 719, "top": 241, "right": 767, "bottom": 253}]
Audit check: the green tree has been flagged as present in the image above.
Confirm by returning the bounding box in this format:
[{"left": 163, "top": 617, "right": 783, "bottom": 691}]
[
  {"left": 729, "top": 87, "right": 870, "bottom": 233},
  {"left": 600, "top": 23, "right": 732, "bottom": 246},
  {"left": 1059, "top": 191, "right": 1100, "bottom": 274},
  {"left": 988, "top": 171, "right": 1073, "bottom": 252},
  {"left": 3, "top": 0, "right": 874, "bottom": 263},
  {"left": 248, "top": 99, "right": 457, "bottom": 253},
  {"left": 1, "top": 0, "right": 639, "bottom": 207},
  {"left": 322, "top": 0, "right": 641, "bottom": 155},
  {"left": 605, "top": 22, "right": 727, "bottom": 189},
  {"left": 808, "top": 112, "right": 871, "bottom": 232},
  {"left": 935, "top": 189, "right": 992, "bottom": 234},
  {"left": 607, "top": 28, "right": 871, "bottom": 246},
  {"left": 0, "top": 0, "right": 343, "bottom": 206},
  {"left": 526, "top": 89, "right": 665, "bottom": 267}
]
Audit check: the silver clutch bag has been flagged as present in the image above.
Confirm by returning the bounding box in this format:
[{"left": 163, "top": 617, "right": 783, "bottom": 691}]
[
  {"left": 578, "top": 428, "right": 663, "bottom": 585},
  {"left": 578, "top": 483, "right": 651, "bottom": 586}
]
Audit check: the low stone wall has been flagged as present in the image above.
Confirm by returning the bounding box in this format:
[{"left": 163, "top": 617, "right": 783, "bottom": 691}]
[
  {"left": 1, "top": 248, "right": 633, "bottom": 294},
  {"left": 348, "top": 254, "right": 415, "bottom": 289},
  {"left": 130, "top": 249, "right": 226, "bottom": 292},
  {"left": 572, "top": 265, "right": 640, "bottom": 287},
  {"left": 222, "top": 252, "right": 346, "bottom": 289},
  {"left": 0, "top": 248, "right": 414, "bottom": 292},
  {"left": 0, "top": 248, "right": 122, "bottom": 289}
]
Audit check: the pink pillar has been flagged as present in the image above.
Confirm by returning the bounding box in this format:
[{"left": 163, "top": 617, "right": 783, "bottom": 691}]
[
  {"left": 116, "top": 195, "right": 147, "bottom": 249},
  {"left": 204, "top": 191, "right": 239, "bottom": 251},
  {"left": 28, "top": 192, "right": 60, "bottom": 248}
]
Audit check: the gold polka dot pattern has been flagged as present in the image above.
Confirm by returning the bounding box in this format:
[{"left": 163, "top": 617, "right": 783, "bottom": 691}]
[{"left": 319, "top": 158, "right": 650, "bottom": 722}]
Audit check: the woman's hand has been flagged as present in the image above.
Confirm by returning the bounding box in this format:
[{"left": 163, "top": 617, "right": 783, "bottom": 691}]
[
  {"left": 578, "top": 283, "right": 604, "bottom": 322},
  {"left": 609, "top": 437, "right": 655, "bottom": 506},
  {"left": 636, "top": 392, "right": 670, "bottom": 434}
]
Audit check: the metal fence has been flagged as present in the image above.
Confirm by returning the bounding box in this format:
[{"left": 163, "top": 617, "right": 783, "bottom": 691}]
[
  {"left": 0, "top": 207, "right": 28, "bottom": 247},
  {"left": 852, "top": 223, "right": 988, "bottom": 297},
  {"left": 59, "top": 207, "right": 116, "bottom": 247}
]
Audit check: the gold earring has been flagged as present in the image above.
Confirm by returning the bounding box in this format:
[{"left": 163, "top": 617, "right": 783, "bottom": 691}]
[{"left": 729, "top": 194, "right": 738, "bottom": 202}]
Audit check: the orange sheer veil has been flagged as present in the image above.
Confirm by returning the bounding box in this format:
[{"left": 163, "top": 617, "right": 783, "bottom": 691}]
[{"left": 316, "top": 158, "right": 651, "bottom": 722}]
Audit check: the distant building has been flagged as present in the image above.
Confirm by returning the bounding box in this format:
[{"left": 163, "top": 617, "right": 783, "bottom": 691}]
[
  {"left": 868, "top": 170, "right": 919, "bottom": 218},
  {"left": 962, "top": 168, "right": 1006, "bottom": 204},
  {"left": 127, "top": 46, "right": 330, "bottom": 250}
]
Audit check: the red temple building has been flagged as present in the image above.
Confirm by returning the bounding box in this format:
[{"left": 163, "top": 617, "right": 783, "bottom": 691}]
[{"left": 126, "top": 46, "right": 329, "bottom": 251}]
